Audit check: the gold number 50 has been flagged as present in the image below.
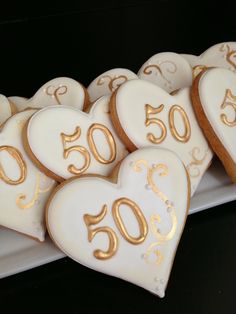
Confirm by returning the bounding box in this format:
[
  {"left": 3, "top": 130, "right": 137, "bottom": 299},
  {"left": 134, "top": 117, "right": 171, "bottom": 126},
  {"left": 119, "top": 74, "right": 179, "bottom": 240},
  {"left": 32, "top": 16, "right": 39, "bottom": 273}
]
[
  {"left": 61, "top": 123, "right": 117, "bottom": 175},
  {"left": 84, "top": 197, "right": 148, "bottom": 260},
  {"left": 145, "top": 104, "right": 191, "bottom": 144}
]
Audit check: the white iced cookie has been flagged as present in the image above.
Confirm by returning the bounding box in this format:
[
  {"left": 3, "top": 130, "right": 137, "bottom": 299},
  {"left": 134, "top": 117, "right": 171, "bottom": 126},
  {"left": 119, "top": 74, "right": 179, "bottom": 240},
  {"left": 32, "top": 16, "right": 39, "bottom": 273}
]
[
  {"left": 0, "top": 110, "right": 55, "bottom": 241},
  {"left": 46, "top": 147, "right": 190, "bottom": 298},
  {"left": 9, "top": 77, "right": 89, "bottom": 111},
  {"left": 24, "top": 96, "right": 128, "bottom": 182},
  {"left": 87, "top": 68, "right": 138, "bottom": 102},
  {"left": 0, "top": 95, "right": 16, "bottom": 126},
  {"left": 182, "top": 42, "right": 236, "bottom": 78},
  {"left": 191, "top": 67, "right": 236, "bottom": 182},
  {"left": 110, "top": 79, "right": 213, "bottom": 195},
  {"left": 138, "top": 52, "right": 193, "bottom": 93}
]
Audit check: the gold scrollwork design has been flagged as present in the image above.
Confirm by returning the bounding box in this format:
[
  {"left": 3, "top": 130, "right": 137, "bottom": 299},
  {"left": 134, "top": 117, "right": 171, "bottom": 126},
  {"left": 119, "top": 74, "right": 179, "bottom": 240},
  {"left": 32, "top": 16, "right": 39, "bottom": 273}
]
[
  {"left": 45, "top": 85, "right": 68, "bottom": 105},
  {"left": 133, "top": 160, "right": 177, "bottom": 266},
  {"left": 219, "top": 43, "right": 236, "bottom": 70},
  {"left": 16, "top": 173, "right": 53, "bottom": 209},
  {"left": 187, "top": 147, "right": 208, "bottom": 178},
  {"left": 220, "top": 89, "right": 236, "bottom": 127},
  {"left": 97, "top": 75, "right": 128, "bottom": 92},
  {"left": 143, "top": 61, "right": 177, "bottom": 87}
]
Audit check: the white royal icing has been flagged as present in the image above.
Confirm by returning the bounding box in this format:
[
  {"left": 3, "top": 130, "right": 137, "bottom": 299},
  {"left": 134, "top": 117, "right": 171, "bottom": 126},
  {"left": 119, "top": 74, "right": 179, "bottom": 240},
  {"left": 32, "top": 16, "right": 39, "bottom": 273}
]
[
  {"left": 182, "top": 42, "right": 236, "bottom": 76},
  {"left": 0, "top": 95, "right": 13, "bottom": 126},
  {"left": 138, "top": 52, "right": 193, "bottom": 93},
  {"left": 26, "top": 96, "right": 128, "bottom": 181},
  {"left": 0, "top": 110, "right": 56, "bottom": 241},
  {"left": 8, "top": 77, "right": 87, "bottom": 111},
  {"left": 87, "top": 68, "right": 138, "bottom": 102},
  {"left": 112, "top": 79, "right": 213, "bottom": 195},
  {"left": 47, "top": 147, "right": 189, "bottom": 298},
  {"left": 198, "top": 67, "right": 236, "bottom": 163}
]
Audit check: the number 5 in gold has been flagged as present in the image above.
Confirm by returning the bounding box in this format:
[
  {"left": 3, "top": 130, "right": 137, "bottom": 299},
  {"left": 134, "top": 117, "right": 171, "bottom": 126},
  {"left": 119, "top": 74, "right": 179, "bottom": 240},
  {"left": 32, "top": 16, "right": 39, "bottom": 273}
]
[
  {"left": 61, "top": 127, "right": 91, "bottom": 175},
  {"left": 145, "top": 104, "right": 167, "bottom": 144},
  {"left": 84, "top": 205, "right": 118, "bottom": 260}
]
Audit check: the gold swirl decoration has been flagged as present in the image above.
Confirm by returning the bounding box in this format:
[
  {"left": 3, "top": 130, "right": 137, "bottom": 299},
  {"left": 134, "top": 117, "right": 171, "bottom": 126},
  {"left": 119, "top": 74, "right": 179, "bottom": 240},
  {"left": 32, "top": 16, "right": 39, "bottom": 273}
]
[
  {"left": 45, "top": 85, "right": 68, "bottom": 105},
  {"left": 133, "top": 160, "right": 177, "bottom": 266},
  {"left": 186, "top": 147, "right": 208, "bottom": 178},
  {"left": 97, "top": 75, "right": 128, "bottom": 92},
  {"left": 16, "top": 173, "right": 53, "bottom": 209},
  {"left": 219, "top": 44, "right": 236, "bottom": 70},
  {"left": 143, "top": 61, "right": 177, "bottom": 86}
]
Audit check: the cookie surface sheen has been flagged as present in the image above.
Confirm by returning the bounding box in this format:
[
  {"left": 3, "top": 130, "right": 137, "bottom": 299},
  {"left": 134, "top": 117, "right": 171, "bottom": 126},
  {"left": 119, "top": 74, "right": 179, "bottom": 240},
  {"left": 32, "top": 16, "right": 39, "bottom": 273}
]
[
  {"left": 0, "top": 110, "right": 55, "bottom": 241},
  {"left": 138, "top": 52, "right": 193, "bottom": 92},
  {"left": 87, "top": 68, "right": 138, "bottom": 102},
  {"left": 0, "top": 95, "right": 13, "bottom": 126},
  {"left": 9, "top": 77, "right": 88, "bottom": 111},
  {"left": 47, "top": 147, "right": 189, "bottom": 298},
  {"left": 111, "top": 79, "right": 213, "bottom": 195},
  {"left": 26, "top": 96, "right": 128, "bottom": 181},
  {"left": 182, "top": 42, "right": 236, "bottom": 77},
  {"left": 197, "top": 68, "right": 236, "bottom": 164}
]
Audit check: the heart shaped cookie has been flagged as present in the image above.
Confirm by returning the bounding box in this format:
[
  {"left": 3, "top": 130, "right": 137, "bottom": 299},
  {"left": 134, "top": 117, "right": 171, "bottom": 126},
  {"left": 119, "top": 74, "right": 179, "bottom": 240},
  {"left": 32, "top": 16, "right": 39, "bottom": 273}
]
[
  {"left": 182, "top": 42, "right": 236, "bottom": 78},
  {"left": 0, "top": 95, "right": 16, "bottom": 126},
  {"left": 24, "top": 96, "right": 128, "bottom": 182},
  {"left": 0, "top": 110, "right": 56, "bottom": 241},
  {"left": 9, "top": 77, "right": 89, "bottom": 111},
  {"left": 46, "top": 147, "right": 190, "bottom": 297},
  {"left": 110, "top": 79, "right": 213, "bottom": 195},
  {"left": 138, "top": 52, "right": 193, "bottom": 93},
  {"left": 191, "top": 67, "right": 236, "bottom": 182},
  {"left": 87, "top": 68, "right": 138, "bottom": 102}
]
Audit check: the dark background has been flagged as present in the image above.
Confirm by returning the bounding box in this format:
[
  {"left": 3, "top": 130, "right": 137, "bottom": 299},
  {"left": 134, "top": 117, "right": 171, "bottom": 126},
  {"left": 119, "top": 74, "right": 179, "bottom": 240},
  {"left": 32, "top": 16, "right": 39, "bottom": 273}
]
[
  {"left": 0, "top": 0, "right": 235, "bottom": 96},
  {"left": 0, "top": 1, "right": 236, "bottom": 313}
]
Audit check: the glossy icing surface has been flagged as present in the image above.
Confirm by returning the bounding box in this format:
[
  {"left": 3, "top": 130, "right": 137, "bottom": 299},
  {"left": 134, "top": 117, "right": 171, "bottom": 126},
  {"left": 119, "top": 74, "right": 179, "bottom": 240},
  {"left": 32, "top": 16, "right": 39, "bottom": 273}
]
[
  {"left": 26, "top": 96, "right": 128, "bottom": 181},
  {"left": 182, "top": 42, "right": 236, "bottom": 77},
  {"left": 111, "top": 79, "right": 213, "bottom": 195},
  {"left": 198, "top": 68, "right": 236, "bottom": 163},
  {"left": 138, "top": 52, "right": 193, "bottom": 93},
  {"left": 0, "top": 95, "right": 13, "bottom": 126},
  {"left": 87, "top": 68, "right": 138, "bottom": 102},
  {"left": 0, "top": 110, "right": 55, "bottom": 241},
  {"left": 9, "top": 77, "right": 87, "bottom": 111},
  {"left": 47, "top": 148, "right": 189, "bottom": 297}
]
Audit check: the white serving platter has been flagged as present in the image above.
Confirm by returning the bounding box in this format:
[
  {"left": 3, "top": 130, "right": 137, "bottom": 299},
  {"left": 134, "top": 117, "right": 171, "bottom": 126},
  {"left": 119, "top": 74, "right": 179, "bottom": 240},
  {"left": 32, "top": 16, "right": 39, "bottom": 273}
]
[{"left": 0, "top": 159, "right": 236, "bottom": 279}]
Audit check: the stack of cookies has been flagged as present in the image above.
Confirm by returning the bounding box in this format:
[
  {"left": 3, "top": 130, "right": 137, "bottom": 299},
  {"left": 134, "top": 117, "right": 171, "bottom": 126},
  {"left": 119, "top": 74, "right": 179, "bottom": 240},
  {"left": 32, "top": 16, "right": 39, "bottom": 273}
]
[{"left": 0, "top": 41, "right": 236, "bottom": 298}]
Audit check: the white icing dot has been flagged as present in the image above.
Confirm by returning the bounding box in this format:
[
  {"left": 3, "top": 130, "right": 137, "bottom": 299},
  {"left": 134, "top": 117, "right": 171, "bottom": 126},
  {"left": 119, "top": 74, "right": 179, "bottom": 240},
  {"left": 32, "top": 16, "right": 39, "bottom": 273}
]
[
  {"left": 141, "top": 253, "right": 146, "bottom": 259},
  {"left": 145, "top": 184, "right": 151, "bottom": 190}
]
